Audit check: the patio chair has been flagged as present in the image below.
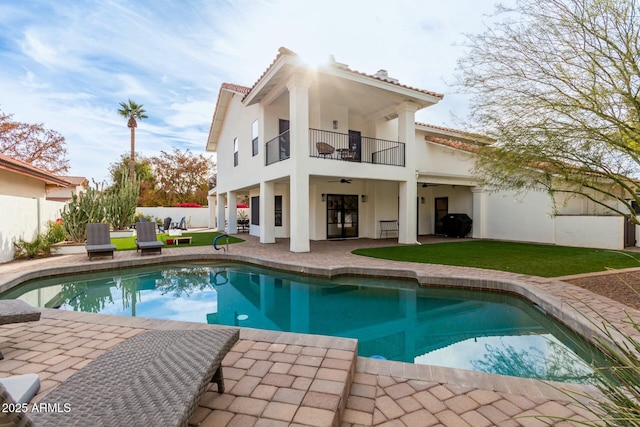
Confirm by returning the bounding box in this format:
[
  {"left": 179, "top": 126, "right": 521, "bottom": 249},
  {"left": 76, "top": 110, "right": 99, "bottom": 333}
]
[
  {"left": 135, "top": 221, "right": 164, "bottom": 255},
  {"left": 158, "top": 217, "right": 172, "bottom": 233},
  {"left": 0, "top": 300, "right": 41, "bottom": 360},
  {"left": 172, "top": 216, "right": 187, "bottom": 230},
  {"left": 0, "top": 373, "right": 40, "bottom": 404},
  {"left": 316, "top": 142, "right": 335, "bottom": 158},
  {"left": 2, "top": 328, "right": 239, "bottom": 427},
  {"left": 85, "top": 223, "right": 116, "bottom": 260}
]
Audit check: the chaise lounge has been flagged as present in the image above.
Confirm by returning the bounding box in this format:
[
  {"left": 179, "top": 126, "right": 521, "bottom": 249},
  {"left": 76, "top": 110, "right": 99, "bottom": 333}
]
[
  {"left": 86, "top": 223, "right": 116, "bottom": 260},
  {"left": 0, "top": 328, "right": 239, "bottom": 427},
  {"left": 0, "top": 300, "right": 41, "bottom": 359},
  {"left": 135, "top": 221, "right": 164, "bottom": 255}
]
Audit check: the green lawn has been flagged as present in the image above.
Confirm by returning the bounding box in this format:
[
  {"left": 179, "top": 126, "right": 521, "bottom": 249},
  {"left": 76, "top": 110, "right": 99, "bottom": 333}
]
[
  {"left": 352, "top": 240, "right": 640, "bottom": 277},
  {"left": 111, "top": 232, "right": 243, "bottom": 251}
]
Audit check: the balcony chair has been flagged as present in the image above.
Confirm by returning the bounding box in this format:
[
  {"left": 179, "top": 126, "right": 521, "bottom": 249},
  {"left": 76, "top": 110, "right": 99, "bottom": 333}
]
[
  {"left": 316, "top": 142, "right": 335, "bottom": 158},
  {"left": 86, "top": 223, "right": 116, "bottom": 260},
  {"left": 135, "top": 221, "right": 164, "bottom": 255}
]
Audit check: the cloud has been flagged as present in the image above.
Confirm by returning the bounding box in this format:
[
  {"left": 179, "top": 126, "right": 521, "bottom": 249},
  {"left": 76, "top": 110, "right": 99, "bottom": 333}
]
[{"left": 0, "top": 0, "right": 504, "bottom": 182}]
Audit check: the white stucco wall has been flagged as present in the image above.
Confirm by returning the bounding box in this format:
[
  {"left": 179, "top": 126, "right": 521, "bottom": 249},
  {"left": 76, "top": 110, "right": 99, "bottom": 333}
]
[
  {"left": 555, "top": 215, "right": 624, "bottom": 249},
  {"left": 484, "top": 189, "right": 556, "bottom": 244},
  {"left": 0, "top": 195, "right": 65, "bottom": 263},
  {"left": 135, "top": 207, "right": 210, "bottom": 228}
]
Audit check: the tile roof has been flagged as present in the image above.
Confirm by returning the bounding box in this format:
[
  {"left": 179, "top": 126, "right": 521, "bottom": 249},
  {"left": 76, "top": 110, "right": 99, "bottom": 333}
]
[
  {"left": 0, "top": 153, "right": 73, "bottom": 187},
  {"left": 243, "top": 47, "right": 443, "bottom": 101},
  {"left": 220, "top": 83, "right": 251, "bottom": 95},
  {"left": 416, "top": 121, "right": 492, "bottom": 144},
  {"left": 425, "top": 136, "right": 482, "bottom": 154}
]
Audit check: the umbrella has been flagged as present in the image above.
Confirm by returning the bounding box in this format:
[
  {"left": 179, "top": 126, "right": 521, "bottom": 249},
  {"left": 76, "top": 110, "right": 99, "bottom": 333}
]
[{"left": 236, "top": 203, "right": 249, "bottom": 208}]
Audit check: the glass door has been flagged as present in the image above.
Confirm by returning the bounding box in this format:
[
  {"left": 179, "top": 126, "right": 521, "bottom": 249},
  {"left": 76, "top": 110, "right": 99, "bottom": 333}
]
[{"left": 327, "top": 195, "right": 359, "bottom": 239}]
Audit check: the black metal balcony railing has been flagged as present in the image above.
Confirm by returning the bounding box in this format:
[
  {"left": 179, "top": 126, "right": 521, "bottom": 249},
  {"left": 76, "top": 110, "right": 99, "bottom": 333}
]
[
  {"left": 309, "top": 128, "right": 405, "bottom": 167},
  {"left": 264, "top": 128, "right": 406, "bottom": 167},
  {"left": 265, "top": 130, "right": 290, "bottom": 166}
]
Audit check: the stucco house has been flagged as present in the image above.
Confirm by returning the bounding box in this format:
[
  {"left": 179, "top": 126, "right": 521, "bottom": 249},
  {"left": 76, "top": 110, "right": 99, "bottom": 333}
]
[
  {"left": 46, "top": 176, "right": 88, "bottom": 202},
  {"left": 206, "top": 47, "right": 633, "bottom": 252},
  {"left": 0, "top": 153, "right": 73, "bottom": 262}
]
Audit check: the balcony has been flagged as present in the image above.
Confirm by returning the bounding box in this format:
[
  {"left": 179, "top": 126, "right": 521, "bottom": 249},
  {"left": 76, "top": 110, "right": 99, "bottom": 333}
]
[
  {"left": 309, "top": 128, "right": 405, "bottom": 167},
  {"left": 265, "top": 128, "right": 405, "bottom": 167},
  {"left": 265, "top": 130, "right": 290, "bottom": 166}
]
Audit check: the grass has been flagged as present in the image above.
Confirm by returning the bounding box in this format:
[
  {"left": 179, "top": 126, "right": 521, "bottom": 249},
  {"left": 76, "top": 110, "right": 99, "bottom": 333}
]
[
  {"left": 352, "top": 240, "right": 640, "bottom": 277},
  {"left": 111, "top": 231, "right": 243, "bottom": 251}
]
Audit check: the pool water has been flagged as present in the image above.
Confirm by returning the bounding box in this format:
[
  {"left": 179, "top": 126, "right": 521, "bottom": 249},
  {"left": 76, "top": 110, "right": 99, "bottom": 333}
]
[{"left": 2, "top": 263, "right": 603, "bottom": 383}]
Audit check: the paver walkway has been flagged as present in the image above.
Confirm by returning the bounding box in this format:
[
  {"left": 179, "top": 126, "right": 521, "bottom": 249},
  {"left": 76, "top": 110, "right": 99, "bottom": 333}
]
[{"left": 0, "top": 233, "right": 631, "bottom": 426}]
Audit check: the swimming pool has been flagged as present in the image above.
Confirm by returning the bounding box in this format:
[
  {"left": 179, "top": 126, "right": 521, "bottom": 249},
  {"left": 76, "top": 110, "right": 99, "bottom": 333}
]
[{"left": 2, "top": 263, "right": 602, "bottom": 383}]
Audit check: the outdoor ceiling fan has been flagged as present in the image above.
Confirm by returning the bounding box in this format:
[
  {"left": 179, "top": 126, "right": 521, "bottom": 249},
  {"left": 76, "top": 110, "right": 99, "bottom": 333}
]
[{"left": 328, "top": 178, "right": 352, "bottom": 184}]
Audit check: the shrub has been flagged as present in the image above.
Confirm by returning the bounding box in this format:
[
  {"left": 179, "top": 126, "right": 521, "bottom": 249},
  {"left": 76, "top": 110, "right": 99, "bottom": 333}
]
[
  {"left": 45, "top": 219, "right": 66, "bottom": 244},
  {"left": 104, "top": 171, "right": 139, "bottom": 230}
]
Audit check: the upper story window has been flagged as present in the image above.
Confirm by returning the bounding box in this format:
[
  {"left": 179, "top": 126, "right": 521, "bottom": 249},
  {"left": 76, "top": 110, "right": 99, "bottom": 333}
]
[
  {"left": 251, "top": 120, "right": 258, "bottom": 157},
  {"left": 233, "top": 137, "right": 238, "bottom": 167}
]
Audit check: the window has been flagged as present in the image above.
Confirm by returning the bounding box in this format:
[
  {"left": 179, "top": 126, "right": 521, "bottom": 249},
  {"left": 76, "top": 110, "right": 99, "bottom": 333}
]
[
  {"left": 275, "top": 195, "right": 282, "bottom": 226},
  {"left": 251, "top": 196, "right": 259, "bottom": 225},
  {"left": 233, "top": 137, "right": 238, "bottom": 167},
  {"left": 251, "top": 120, "right": 258, "bottom": 157}
]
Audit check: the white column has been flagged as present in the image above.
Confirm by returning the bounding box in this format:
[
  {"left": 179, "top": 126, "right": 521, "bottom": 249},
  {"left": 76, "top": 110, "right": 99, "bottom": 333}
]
[
  {"left": 207, "top": 195, "right": 216, "bottom": 229},
  {"left": 260, "top": 180, "right": 276, "bottom": 243},
  {"left": 227, "top": 191, "right": 237, "bottom": 234},
  {"left": 287, "top": 73, "right": 311, "bottom": 252},
  {"left": 472, "top": 186, "right": 486, "bottom": 239},
  {"left": 397, "top": 102, "right": 419, "bottom": 244},
  {"left": 216, "top": 194, "right": 225, "bottom": 232}
]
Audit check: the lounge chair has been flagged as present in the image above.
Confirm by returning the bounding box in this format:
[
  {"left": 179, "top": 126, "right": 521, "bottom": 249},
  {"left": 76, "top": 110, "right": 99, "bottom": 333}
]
[
  {"left": 135, "top": 222, "right": 164, "bottom": 255},
  {"left": 85, "top": 223, "right": 116, "bottom": 260},
  {"left": 1, "top": 328, "right": 239, "bottom": 427},
  {"left": 0, "top": 300, "right": 41, "bottom": 359}
]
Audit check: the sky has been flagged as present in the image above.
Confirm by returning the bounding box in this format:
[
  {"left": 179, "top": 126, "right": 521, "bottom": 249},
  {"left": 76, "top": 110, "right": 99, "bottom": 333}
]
[{"left": 0, "top": 0, "right": 502, "bottom": 183}]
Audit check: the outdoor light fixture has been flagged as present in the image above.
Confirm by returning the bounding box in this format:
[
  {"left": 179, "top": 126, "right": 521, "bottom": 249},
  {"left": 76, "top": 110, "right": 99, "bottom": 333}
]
[
  {"left": 421, "top": 197, "right": 425, "bottom": 204},
  {"left": 321, "top": 193, "right": 326, "bottom": 202},
  {"left": 332, "top": 120, "right": 338, "bottom": 129},
  {"left": 361, "top": 195, "right": 367, "bottom": 202}
]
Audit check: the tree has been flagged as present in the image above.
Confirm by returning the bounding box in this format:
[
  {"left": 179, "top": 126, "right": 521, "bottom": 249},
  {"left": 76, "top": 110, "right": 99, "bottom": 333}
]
[
  {"left": 150, "top": 148, "right": 214, "bottom": 206},
  {"left": 117, "top": 100, "right": 148, "bottom": 182},
  {"left": 457, "top": 0, "right": 640, "bottom": 220},
  {"left": 108, "top": 153, "right": 157, "bottom": 205},
  {"left": 0, "top": 111, "right": 70, "bottom": 174}
]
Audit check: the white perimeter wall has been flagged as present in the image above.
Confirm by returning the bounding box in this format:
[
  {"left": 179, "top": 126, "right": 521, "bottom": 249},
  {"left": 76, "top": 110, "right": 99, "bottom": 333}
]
[
  {"left": 0, "top": 195, "right": 65, "bottom": 263},
  {"left": 135, "top": 207, "right": 210, "bottom": 228},
  {"left": 484, "top": 190, "right": 556, "bottom": 244},
  {"left": 555, "top": 215, "right": 623, "bottom": 250}
]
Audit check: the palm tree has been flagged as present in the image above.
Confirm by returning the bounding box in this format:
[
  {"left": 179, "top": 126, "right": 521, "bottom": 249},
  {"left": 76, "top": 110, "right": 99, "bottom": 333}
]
[{"left": 117, "top": 100, "right": 148, "bottom": 182}]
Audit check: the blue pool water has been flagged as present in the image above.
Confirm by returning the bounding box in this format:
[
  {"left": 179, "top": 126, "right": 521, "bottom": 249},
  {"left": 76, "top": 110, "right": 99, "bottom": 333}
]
[{"left": 2, "top": 263, "right": 602, "bottom": 383}]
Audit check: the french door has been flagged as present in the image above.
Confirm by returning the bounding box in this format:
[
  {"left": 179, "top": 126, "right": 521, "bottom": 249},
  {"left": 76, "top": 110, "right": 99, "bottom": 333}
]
[{"left": 326, "top": 195, "right": 359, "bottom": 239}]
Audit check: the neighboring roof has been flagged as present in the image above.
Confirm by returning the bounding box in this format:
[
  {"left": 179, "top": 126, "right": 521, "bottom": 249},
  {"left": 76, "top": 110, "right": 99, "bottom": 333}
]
[
  {"left": 60, "top": 176, "right": 88, "bottom": 186},
  {"left": 0, "top": 153, "right": 73, "bottom": 187},
  {"left": 425, "top": 136, "right": 482, "bottom": 154},
  {"left": 206, "top": 83, "right": 252, "bottom": 151}
]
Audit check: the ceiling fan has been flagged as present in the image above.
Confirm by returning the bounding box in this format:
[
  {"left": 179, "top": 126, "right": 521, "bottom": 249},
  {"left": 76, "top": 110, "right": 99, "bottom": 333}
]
[{"left": 328, "top": 178, "right": 352, "bottom": 184}]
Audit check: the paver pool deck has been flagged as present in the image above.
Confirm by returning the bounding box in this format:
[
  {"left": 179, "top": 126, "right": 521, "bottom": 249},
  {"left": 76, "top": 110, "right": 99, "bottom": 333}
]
[{"left": 1, "top": 234, "right": 636, "bottom": 426}]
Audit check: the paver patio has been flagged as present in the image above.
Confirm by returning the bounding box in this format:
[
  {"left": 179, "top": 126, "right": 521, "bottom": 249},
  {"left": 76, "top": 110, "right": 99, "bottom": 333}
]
[{"left": 0, "top": 233, "right": 633, "bottom": 426}]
